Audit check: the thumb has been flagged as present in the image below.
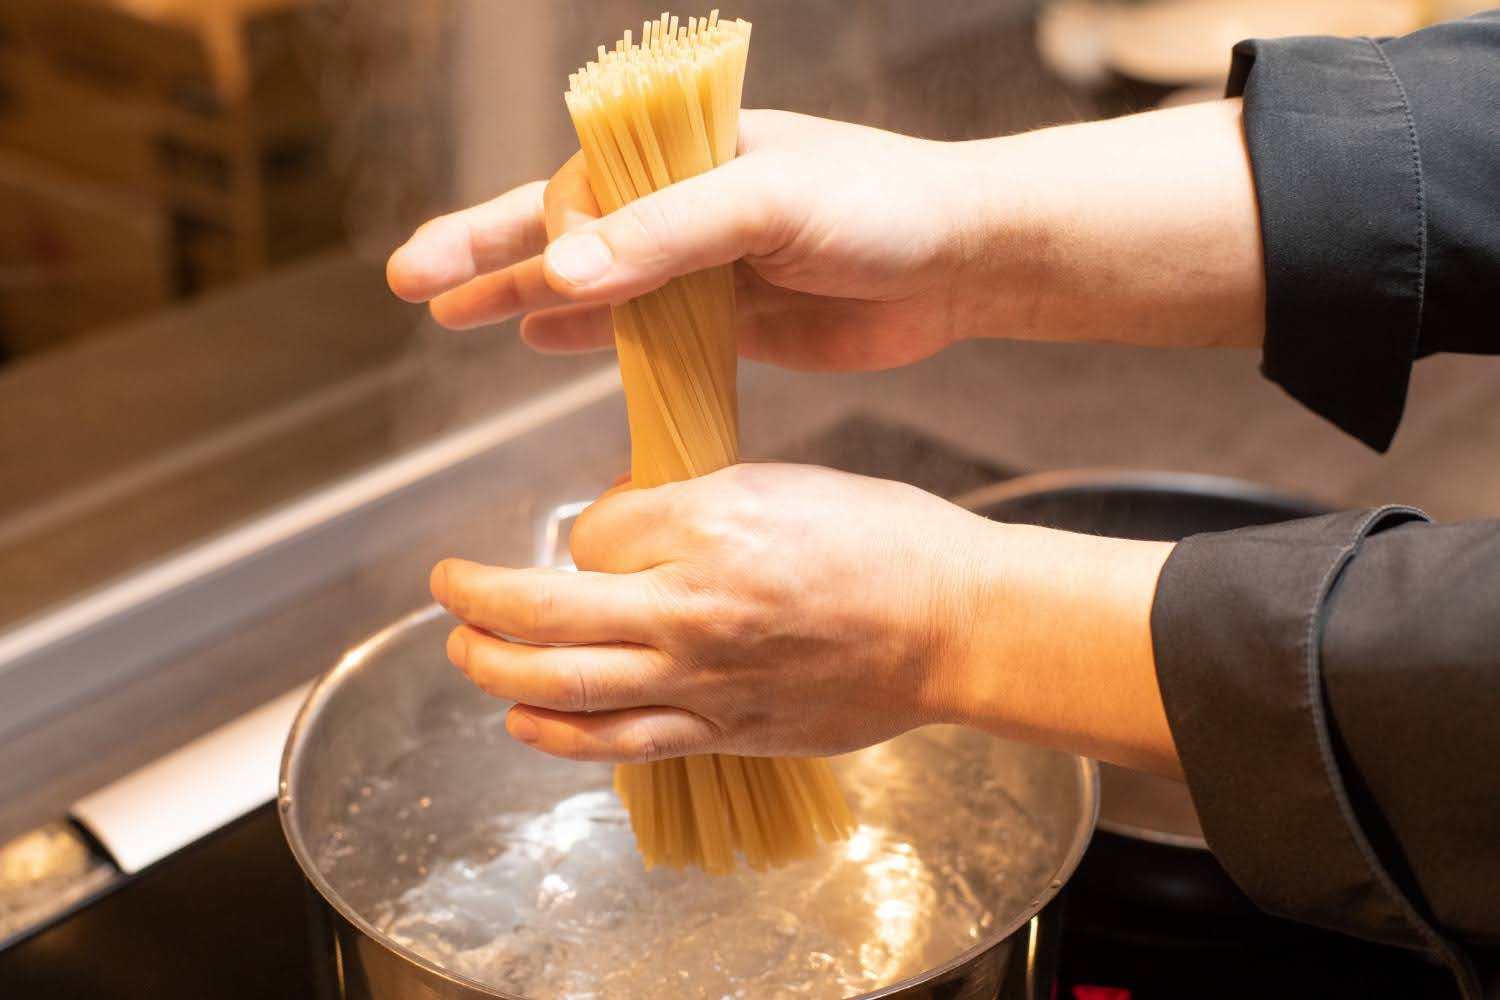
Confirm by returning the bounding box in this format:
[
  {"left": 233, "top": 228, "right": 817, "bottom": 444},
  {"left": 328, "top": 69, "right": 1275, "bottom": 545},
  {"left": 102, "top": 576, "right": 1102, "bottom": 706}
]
[{"left": 541, "top": 156, "right": 785, "bottom": 304}]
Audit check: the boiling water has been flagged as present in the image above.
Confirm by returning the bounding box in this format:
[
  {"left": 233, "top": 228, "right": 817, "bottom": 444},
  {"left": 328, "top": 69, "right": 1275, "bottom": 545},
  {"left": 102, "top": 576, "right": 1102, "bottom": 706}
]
[{"left": 317, "top": 710, "right": 1054, "bottom": 1000}]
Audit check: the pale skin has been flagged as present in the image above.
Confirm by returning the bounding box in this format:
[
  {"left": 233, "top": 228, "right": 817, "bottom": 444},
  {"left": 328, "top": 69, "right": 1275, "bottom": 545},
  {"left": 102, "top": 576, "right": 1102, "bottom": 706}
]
[{"left": 388, "top": 99, "right": 1267, "bottom": 781}]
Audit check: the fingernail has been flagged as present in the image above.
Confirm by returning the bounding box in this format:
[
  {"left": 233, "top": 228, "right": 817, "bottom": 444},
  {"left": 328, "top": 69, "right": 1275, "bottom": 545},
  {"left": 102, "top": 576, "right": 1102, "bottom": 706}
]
[
  {"left": 508, "top": 711, "right": 540, "bottom": 744},
  {"left": 546, "top": 232, "right": 613, "bottom": 286}
]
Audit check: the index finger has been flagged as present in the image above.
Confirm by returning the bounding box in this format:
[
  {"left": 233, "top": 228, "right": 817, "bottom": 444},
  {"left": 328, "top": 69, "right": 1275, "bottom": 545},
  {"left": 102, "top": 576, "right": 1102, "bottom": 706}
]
[
  {"left": 543, "top": 150, "right": 602, "bottom": 241},
  {"left": 430, "top": 559, "right": 662, "bottom": 645},
  {"left": 387, "top": 179, "right": 549, "bottom": 303}
]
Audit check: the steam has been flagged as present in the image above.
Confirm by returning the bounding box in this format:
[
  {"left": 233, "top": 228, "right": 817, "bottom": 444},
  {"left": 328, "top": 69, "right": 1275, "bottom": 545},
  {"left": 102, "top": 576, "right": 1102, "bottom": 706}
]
[
  {"left": 305, "top": 0, "right": 458, "bottom": 263},
  {"left": 308, "top": 0, "right": 1086, "bottom": 268}
]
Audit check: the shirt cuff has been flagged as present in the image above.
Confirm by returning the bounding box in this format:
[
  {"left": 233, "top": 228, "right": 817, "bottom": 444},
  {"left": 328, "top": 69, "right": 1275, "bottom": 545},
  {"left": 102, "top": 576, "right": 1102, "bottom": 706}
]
[
  {"left": 1227, "top": 37, "right": 1428, "bottom": 452},
  {"left": 1321, "top": 518, "right": 1500, "bottom": 944},
  {"left": 1150, "top": 507, "right": 1481, "bottom": 989}
]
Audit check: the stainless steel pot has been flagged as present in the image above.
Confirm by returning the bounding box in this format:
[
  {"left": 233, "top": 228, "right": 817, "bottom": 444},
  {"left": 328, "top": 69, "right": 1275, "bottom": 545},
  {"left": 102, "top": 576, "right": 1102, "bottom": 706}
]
[{"left": 280, "top": 603, "right": 1099, "bottom": 1000}]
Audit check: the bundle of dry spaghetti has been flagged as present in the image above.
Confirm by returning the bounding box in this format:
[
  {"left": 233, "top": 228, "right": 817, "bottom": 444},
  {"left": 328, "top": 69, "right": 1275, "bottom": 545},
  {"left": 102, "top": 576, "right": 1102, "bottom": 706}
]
[{"left": 564, "top": 11, "right": 854, "bottom": 873}]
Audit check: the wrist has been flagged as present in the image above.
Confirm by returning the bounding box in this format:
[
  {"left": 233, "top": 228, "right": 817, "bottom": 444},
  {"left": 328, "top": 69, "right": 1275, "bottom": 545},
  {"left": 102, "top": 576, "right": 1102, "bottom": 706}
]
[
  {"left": 948, "top": 100, "right": 1265, "bottom": 352},
  {"left": 946, "top": 518, "right": 1181, "bottom": 776},
  {"left": 939, "top": 138, "right": 1052, "bottom": 346}
]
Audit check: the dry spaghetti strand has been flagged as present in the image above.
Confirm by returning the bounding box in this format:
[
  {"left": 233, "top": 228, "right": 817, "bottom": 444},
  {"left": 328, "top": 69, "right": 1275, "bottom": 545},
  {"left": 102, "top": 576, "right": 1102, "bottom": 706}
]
[{"left": 564, "top": 12, "right": 854, "bottom": 874}]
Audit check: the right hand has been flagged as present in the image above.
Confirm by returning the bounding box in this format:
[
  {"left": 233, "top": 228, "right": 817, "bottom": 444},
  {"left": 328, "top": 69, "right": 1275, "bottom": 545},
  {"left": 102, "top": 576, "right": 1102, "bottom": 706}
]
[{"left": 387, "top": 110, "right": 988, "bottom": 371}]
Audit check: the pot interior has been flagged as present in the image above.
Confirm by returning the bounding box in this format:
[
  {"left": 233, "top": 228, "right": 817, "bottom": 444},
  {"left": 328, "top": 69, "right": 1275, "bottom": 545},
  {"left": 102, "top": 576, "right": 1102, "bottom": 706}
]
[{"left": 281, "top": 606, "right": 1095, "bottom": 1000}]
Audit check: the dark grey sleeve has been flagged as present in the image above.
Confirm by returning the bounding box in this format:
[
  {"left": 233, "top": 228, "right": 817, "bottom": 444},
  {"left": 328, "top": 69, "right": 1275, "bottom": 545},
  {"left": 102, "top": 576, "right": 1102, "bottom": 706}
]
[
  {"left": 1321, "top": 519, "right": 1500, "bottom": 945},
  {"left": 1151, "top": 510, "right": 1500, "bottom": 998},
  {"left": 1226, "top": 12, "right": 1500, "bottom": 452}
]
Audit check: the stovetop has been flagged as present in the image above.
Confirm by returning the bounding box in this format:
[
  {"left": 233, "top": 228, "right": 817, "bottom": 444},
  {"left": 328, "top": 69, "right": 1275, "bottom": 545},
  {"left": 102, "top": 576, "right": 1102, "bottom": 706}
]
[
  {"left": 1, "top": 806, "right": 315, "bottom": 999},
  {"left": 0, "top": 415, "right": 1458, "bottom": 999}
]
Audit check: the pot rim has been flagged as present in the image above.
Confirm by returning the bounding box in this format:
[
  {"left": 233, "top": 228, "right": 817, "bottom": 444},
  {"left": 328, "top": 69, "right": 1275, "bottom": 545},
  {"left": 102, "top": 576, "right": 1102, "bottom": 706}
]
[
  {"left": 953, "top": 466, "right": 1325, "bottom": 523},
  {"left": 1096, "top": 818, "right": 1207, "bottom": 850},
  {"left": 279, "top": 603, "right": 1100, "bottom": 999}
]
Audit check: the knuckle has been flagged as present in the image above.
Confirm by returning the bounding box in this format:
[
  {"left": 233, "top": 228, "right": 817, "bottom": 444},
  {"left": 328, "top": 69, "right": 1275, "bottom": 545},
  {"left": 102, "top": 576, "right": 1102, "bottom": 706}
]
[
  {"left": 660, "top": 576, "right": 755, "bottom": 651},
  {"left": 695, "top": 469, "right": 768, "bottom": 537},
  {"left": 516, "top": 576, "right": 558, "bottom": 634},
  {"left": 735, "top": 166, "right": 793, "bottom": 257},
  {"left": 618, "top": 197, "right": 674, "bottom": 266},
  {"left": 619, "top": 725, "right": 664, "bottom": 764},
  {"left": 677, "top": 502, "right": 728, "bottom": 550},
  {"left": 544, "top": 658, "right": 590, "bottom": 713},
  {"left": 460, "top": 216, "right": 483, "bottom": 265},
  {"left": 646, "top": 570, "right": 705, "bottom": 634},
  {"left": 700, "top": 600, "right": 758, "bottom": 649},
  {"left": 655, "top": 485, "right": 694, "bottom": 534},
  {"left": 731, "top": 195, "right": 773, "bottom": 258},
  {"left": 571, "top": 662, "right": 592, "bottom": 713},
  {"left": 694, "top": 711, "right": 735, "bottom": 751}
]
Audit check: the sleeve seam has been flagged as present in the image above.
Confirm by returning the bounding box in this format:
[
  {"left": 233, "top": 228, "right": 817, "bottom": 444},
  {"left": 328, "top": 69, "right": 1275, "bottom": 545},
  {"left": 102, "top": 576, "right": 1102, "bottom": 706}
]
[{"left": 1365, "top": 36, "right": 1429, "bottom": 364}]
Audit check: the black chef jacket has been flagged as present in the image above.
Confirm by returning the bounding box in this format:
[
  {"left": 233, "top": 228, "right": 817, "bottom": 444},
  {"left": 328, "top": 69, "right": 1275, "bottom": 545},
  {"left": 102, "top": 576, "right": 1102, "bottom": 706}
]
[{"left": 1149, "top": 12, "right": 1500, "bottom": 999}]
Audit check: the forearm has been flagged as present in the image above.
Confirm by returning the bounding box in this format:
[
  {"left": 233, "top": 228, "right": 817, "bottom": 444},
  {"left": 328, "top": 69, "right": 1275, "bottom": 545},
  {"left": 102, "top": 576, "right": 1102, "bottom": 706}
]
[
  {"left": 935, "top": 520, "right": 1182, "bottom": 778},
  {"left": 953, "top": 98, "right": 1265, "bottom": 352}
]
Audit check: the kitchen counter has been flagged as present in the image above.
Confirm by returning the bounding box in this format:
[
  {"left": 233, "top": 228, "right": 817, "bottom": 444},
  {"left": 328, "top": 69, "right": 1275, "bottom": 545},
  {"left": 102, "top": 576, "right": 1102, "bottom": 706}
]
[{"left": 3, "top": 251, "right": 1497, "bottom": 842}]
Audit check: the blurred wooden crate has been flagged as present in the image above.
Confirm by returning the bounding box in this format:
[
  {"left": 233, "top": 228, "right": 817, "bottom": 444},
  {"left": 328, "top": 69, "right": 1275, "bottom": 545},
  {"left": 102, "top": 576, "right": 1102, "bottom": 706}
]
[
  {"left": 10, "top": 0, "right": 323, "bottom": 114},
  {"left": 0, "top": 150, "right": 173, "bottom": 359},
  {"left": 0, "top": 0, "right": 349, "bottom": 320},
  {"left": 0, "top": 54, "right": 218, "bottom": 199},
  {"left": 17, "top": 0, "right": 219, "bottom": 113}
]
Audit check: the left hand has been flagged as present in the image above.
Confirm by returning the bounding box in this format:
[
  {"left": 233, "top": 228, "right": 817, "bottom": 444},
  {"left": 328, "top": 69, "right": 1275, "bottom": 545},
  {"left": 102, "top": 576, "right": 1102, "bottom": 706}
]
[
  {"left": 430, "top": 463, "right": 1181, "bottom": 776},
  {"left": 429, "top": 464, "right": 989, "bottom": 762}
]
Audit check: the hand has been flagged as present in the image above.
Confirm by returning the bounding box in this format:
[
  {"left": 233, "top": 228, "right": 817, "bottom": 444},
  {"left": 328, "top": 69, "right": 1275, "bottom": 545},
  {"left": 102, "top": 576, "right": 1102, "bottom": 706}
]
[
  {"left": 388, "top": 100, "right": 1265, "bottom": 364},
  {"left": 429, "top": 464, "right": 1182, "bottom": 776},
  {"left": 431, "top": 465, "right": 982, "bottom": 759},
  {"left": 388, "top": 110, "right": 978, "bottom": 370}
]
